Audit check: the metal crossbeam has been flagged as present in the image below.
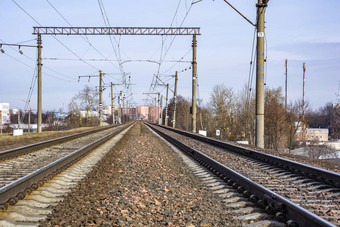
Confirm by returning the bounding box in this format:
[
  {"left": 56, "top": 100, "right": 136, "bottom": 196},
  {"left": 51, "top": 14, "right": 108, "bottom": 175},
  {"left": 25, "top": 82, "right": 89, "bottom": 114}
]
[{"left": 33, "top": 27, "right": 201, "bottom": 36}]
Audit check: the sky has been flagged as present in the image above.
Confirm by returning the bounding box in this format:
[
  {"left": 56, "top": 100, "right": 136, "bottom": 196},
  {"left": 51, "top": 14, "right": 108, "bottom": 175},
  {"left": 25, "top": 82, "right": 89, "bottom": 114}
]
[{"left": 0, "top": 0, "right": 339, "bottom": 113}]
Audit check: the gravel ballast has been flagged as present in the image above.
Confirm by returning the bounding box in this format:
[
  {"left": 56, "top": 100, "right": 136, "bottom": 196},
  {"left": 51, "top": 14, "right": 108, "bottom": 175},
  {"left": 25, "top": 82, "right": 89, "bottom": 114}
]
[{"left": 40, "top": 122, "right": 241, "bottom": 226}]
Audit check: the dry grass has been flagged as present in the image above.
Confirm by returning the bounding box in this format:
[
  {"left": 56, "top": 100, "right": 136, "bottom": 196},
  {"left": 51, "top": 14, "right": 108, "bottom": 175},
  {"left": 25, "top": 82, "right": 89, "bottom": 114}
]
[{"left": 0, "top": 127, "right": 97, "bottom": 151}]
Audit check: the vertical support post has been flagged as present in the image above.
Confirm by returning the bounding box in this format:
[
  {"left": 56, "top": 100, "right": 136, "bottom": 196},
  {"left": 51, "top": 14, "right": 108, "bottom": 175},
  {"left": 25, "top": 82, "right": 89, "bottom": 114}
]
[
  {"left": 127, "top": 100, "right": 129, "bottom": 122},
  {"left": 165, "top": 83, "right": 169, "bottom": 126},
  {"left": 158, "top": 93, "right": 161, "bottom": 124},
  {"left": 302, "top": 62, "right": 306, "bottom": 143},
  {"left": 122, "top": 96, "right": 125, "bottom": 123},
  {"left": 160, "top": 95, "right": 163, "bottom": 125},
  {"left": 18, "top": 109, "right": 20, "bottom": 129},
  {"left": 173, "top": 71, "right": 178, "bottom": 128},
  {"left": 192, "top": 35, "right": 197, "bottom": 133},
  {"left": 99, "top": 70, "right": 103, "bottom": 126},
  {"left": 285, "top": 59, "right": 288, "bottom": 112},
  {"left": 28, "top": 107, "right": 31, "bottom": 133},
  {"left": 302, "top": 62, "right": 306, "bottom": 122},
  {"left": 111, "top": 82, "right": 115, "bottom": 124},
  {"left": 118, "top": 91, "right": 122, "bottom": 124},
  {"left": 37, "top": 34, "right": 42, "bottom": 133},
  {"left": 154, "top": 98, "right": 157, "bottom": 123},
  {"left": 255, "top": 0, "right": 266, "bottom": 148}
]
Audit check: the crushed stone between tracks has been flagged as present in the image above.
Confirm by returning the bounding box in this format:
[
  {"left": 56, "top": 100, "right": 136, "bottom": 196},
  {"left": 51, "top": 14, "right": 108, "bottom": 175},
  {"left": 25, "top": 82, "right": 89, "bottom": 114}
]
[{"left": 40, "top": 122, "right": 241, "bottom": 226}]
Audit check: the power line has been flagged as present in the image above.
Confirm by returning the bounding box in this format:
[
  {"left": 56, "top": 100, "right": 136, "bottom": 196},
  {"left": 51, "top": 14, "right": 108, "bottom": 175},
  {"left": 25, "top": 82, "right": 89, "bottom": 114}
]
[
  {"left": 159, "top": 48, "right": 192, "bottom": 76},
  {"left": 151, "top": 0, "right": 195, "bottom": 92},
  {"left": 45, "top": 0, "right": 120, "bottom": 70},
  {"left": 43, "top": 57, "right": 191, "bottom": 64},
  {"left": 2, "top": 51, "right": 81, "bottom": 82},
  {"left": 0, "top": 38, "right": 78, "bottom": 82},
  {"left": 97, "top": 0, "right": 124, "bottom": 75},
  {"left": 11, "top": 0, "right": 99, "bottom": 71}
]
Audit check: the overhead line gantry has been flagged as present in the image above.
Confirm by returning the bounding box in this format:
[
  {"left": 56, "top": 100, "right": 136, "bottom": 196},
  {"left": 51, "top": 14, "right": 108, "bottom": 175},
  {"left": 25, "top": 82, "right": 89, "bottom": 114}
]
[
  {"left": 33, "top": 26, "right": 200, "bottom": 133},
  {"left": 33, "top": 27, "right": 200, "bottom": 36}
]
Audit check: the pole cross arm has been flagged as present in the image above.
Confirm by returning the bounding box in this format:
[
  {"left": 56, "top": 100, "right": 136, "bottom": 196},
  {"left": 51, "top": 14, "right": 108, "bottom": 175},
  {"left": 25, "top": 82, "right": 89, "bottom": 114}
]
[{"left": 33, "top": 27, "right": 201, "bottom": 36}]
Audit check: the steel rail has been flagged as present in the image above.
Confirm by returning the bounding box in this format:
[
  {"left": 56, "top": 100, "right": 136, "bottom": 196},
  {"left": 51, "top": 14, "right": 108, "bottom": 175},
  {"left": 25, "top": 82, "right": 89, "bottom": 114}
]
[
  {"left": 146, "top": 123, "right": 335, "bottom": 227},
  {"left": 153, "top": 124, "right": 340, "bottom": 189},
  {"left": 0, "top": 123, "right": 133, "bottom": 210},
  {"left": 0, "top": 125, "right": 119, "bottom": 161}
]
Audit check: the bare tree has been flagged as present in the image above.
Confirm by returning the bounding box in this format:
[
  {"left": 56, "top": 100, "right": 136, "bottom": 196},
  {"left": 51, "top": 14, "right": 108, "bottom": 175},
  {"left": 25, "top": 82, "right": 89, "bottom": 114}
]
[
  {"left": 209, "top": 84, "right": 235, "bottom": 140},
  {"left": 68, "top": 86, "right": 99, "bottom": 127},
  {"left": 264, "top": 87, "right": 287, "bottom": 151},
  {"left": 167, "top": 95, "right": 191, "bottom": 131},
  {"left": 330, "top": 104, "right": 340, "bottom": 139},
  {"left": 235, "top": 85, "right": 255, "bottom": 144}
]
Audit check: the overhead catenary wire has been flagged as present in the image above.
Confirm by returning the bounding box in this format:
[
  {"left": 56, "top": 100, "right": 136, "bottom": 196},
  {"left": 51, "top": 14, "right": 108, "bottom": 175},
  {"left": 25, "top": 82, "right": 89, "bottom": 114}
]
[
  {"left": 2, "top": 50, "right": 83, "bottom": 83},
  {"left": 97, "top": 0, "right": 136, "bottom": 105},
  {"left": 0, "top": 38, "right": 79, "bottom": 82},
  {"left": 20, "top": 65, "right": 37, "bottom": 124},
  {"left": 45, "top": 0, "right": 120, "bottom": 70},
  {"left": 11, "top": 0, "right": 100, "bottom": 71},
  {"left": 247, "top": 27, "right": 257, "bottom": 107},
  {"left": 97, "top": 0, "right": 124, "bottom": 73},
  {"left": 149, "top": 0, "right": 195, "bottom": 95}
]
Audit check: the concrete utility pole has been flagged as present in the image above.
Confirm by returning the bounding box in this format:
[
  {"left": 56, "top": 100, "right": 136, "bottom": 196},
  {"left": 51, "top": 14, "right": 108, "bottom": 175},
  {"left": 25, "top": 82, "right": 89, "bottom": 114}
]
[
  {"left": 122, "top": 96, "right": 125, "bottom": 123},
  {"left": 127, "top": 100, "right": 129, "bottom": 122},
  {"left": 191, "top": 35, "right": 197, "bottom": 133},
  {"left": 99, "top": 70, "right": 103, "bottom": 126},
  {"left": 111, "top": 82, "right": 115, "bottom": 124},
  {"left": 255, "top": 0, "right": 267, "bottom": 148},
  {"left": 118, "top": 91, "right": 122, "bottom": 124},
  {"left": 173, "top": 71, "right": 178, "bottom": 128},
  {"left": 302, "top": 62, "right": 306, "bottom": 122},
  {"left": 165, "top": 83, "right": 169, "bottom": 126},
  {"left": 285, "top": 59, "right": 288, "bottom": 112},
  {"left": 37, "top": 34, "right": 42, "bottom": 133},
  {"left": 17, "top": 109, "right": 20, "bottom": 129},
  {"left": 158, "top": 93, "right": 161, "bottom": 125},
  {"left": 154, "top": 98, "right": 157, "bottom": 123},
  {"left": 28, "top": 108, "right": 31, "bottom": 133},
  {"left": 160, "top": 96, "right": 163, "bottom": 125}
]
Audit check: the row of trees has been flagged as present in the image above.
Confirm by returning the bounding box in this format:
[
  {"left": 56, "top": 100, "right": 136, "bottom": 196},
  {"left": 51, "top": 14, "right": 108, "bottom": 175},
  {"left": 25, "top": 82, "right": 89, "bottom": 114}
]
[
  {"left": 61, "top": 84, "right": 339, "bottom": 153},
  {"left": 164, "top": 84, "right": 340, "bottom": 152}
]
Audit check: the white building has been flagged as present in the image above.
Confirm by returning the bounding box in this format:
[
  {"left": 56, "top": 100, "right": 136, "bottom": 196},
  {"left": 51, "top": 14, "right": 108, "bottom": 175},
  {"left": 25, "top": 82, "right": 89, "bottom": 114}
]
[
  {"left": 0, "top": 103, "right": 10, "bottom": 125},
  {"left": 79, "top": 110, "right": 99, "bottom": 118}
]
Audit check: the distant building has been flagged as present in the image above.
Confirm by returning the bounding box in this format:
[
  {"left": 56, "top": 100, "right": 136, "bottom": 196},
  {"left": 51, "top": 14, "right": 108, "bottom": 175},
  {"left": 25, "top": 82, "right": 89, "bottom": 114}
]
[
  {"left": 296, "top": 128, "right": 329, "bottom": 142},
  {"left": 0, "top": 103, "right": 10, "bottom": 125},
  {"left": 136, "top": 106, "right": 149, "bottom": 120},
  {"left": 134, "top": 106, "right": 161, "bottom": 122},
  {"left": 95, "top": 105, "right": 111, "bottom": 115},
  {"left": 79, "top": 110, "right": 99, "bottom": 118},
  {"left": 148, "top": 106, "right": 160, "bottom": 123}
]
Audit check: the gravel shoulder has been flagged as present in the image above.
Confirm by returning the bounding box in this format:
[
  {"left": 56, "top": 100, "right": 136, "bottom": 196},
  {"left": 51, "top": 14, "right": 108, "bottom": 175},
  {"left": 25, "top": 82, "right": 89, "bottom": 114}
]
[{"left": 39, "top": 122, "right": 241, "bottom": 226}]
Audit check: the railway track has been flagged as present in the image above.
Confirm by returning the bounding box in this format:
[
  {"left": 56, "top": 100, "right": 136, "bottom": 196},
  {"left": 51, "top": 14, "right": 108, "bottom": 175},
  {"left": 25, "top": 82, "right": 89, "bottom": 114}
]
[
  {"left": 0, "top": 123, "right": 133, "bottom": 213},
  {"left": 147, "top": 123, "right": 340, "bottom": 227},
  {"left": 0, "top": 125, "right": 119, "bottom": 161}
]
